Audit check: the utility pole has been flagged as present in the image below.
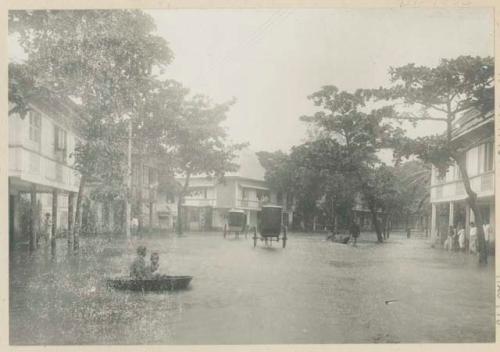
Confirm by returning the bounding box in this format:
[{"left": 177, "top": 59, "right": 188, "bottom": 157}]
[{"left": 125, "top": 116, "right": 132, "bottom": 238}]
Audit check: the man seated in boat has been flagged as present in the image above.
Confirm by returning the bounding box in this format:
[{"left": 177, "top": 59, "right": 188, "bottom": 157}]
[
  {"left": 147, "top": 251, "right": 161, "bottom": 278},
  {"left": 130, "top": 245, "right": 148, "bottom": 279}
]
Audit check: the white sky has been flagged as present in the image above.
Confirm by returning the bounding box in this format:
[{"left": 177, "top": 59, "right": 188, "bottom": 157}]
[
  {"left": 9, "top": 8, "right": 494, "bottom": 156},
  {"left": 145, "top": 8, "right": 493, "bottom": 155}
]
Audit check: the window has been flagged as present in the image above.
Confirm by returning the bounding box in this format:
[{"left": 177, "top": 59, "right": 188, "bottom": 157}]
[
  {"left": 29, "top": 111, "right": 41, "bottom": 144},
  {"left": 54, "top": 125, "right": 67, "bottom": 162},
  {"left": 143, "top": 166, "right": 149, "bottom": 186},
  {"left": 484, "top": 142, "right": 494, "bottom": 172},
  {"left": 277, "top": 192, "right": 283, "bottom": 204},
  {"left": 166, "top": 193, "right": 175, "bottom": 203},
  {"left": 433, "top": 166, "right": 446, "bottom": 184},
  {"left": 132, "top": 163, "right": 139, "bottom": 185},
  {"left": 203, "top": 188, "right": 208, "bottom": 199},
  {"left": 453, "top": 163, "right": 462, "bottom": 180},
  {"left": 148, "top": 168, "right": 157, "bottom": 185},
  {"left": 242, "top": 188, "right": 248, "bottom": 199}
]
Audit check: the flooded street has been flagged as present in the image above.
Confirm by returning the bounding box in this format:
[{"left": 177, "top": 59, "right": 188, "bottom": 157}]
[{"left": 10, "top": 232, "right": 495, "bottom": 345}]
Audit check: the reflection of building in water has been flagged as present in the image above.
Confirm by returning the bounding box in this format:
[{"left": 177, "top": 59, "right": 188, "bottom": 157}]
[{"left": 429, "top": 108, "right": 495, "bottom": 252}]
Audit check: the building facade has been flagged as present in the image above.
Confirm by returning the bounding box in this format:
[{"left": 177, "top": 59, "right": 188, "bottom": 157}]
[
  {"left": 155, "top": 151, "right": 294, "bottom": 232},
  {"left": 9, "top": 90, "right": 83, "bottom": 248},
  {"left": 429, "top": 108, "right": 495, "bottom": 249}
]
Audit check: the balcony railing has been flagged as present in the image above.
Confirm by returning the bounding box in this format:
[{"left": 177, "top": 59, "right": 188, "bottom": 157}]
[
  {"left": 182, "top": 198, "right": 216, "bottom": 207},
  {"left": 431, "top": 170, "right": 494, "bottom": 202},
  {"left": 237, "top": 199, "right": 262, "bottom": 209},
  {"left": 9, "top": 145, "right": 80, "bottom": 192}
]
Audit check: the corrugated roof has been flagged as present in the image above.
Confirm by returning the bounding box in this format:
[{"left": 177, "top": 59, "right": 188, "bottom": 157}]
[{"left": 452, "top": 108, "right": 494, "bottom": 141}]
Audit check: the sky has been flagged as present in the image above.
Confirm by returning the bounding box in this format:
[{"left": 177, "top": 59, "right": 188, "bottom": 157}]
[
  {"left": 143, "top": 8, "right": 494, "bottom": 155},
  {"left": 9, "top": 8, "right": 494, "bottom": 156}
]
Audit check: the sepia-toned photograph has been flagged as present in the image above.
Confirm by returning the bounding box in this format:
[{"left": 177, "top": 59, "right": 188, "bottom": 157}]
[{"left": 6, "top": 3, "right": 496, "bottom": 346}]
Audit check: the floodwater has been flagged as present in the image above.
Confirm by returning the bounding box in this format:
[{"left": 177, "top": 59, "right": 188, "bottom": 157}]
[{"left": 9, "top": 231, "right": 495, "bottom": 344}]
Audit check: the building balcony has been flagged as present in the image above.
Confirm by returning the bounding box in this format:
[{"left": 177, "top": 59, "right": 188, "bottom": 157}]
[
  {"left": 182, "top": 198, "right": 216, "bottom": 207},
  {"left": 237, "top": 199, "right": 263, "bottom": 209},
  {"left": 430, "top": 170, "right": 494, "bottom": 203},
  {"left": 9, "top": 145, "right": 80, "bottom": 193}
]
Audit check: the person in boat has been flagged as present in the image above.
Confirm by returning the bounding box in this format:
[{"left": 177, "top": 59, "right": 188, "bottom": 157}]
[
  {"left": 130, "top": 245, "right": 148, "bottom": 279},
  {"left": 147, "top": 251, "right": 161, "bottom": 278}
]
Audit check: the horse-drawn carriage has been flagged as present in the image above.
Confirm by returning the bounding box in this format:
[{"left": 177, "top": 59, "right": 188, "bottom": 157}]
[
  {"left": 223, "top": 209, "right": 248, "bottom": 238},
  {"left": 253, "top": 205, "right": 287, "bottom": 248}
]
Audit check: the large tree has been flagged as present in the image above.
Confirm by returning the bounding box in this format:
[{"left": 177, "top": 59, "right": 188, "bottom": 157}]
[
  {"left": 258, "top": 139, "right": 359, "bottom": 233},
  {"left": 9, "top": 10, "right": 173, "bottom": 249},
  {"left": 300, "top": 86, "right": 404, "bottom": 242},
  {"left": 167, "top": 95, "right": 246, "bottom": 235},
  {"left": 131, "top": 78, "right": 188, "bottom": 233},
  {"left": 374, "top": 56, "right": 494, "bottom": 264}
]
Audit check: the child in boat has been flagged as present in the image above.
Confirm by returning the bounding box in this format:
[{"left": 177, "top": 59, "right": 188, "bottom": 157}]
[
  {"left": 130, "top": 245, "right": 148, "bottom": 279},
  {"left": 147, "top": 252, "right": 161, "bottom": 278}
]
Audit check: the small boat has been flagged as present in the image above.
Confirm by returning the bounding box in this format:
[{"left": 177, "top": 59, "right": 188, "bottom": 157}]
[{"left": 107, "top": 275, "right": 193, "bottom": 292}]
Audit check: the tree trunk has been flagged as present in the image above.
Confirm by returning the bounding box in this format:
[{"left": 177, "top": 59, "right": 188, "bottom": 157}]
[
  {"left": 367, "top": 200, "right": 383, "bottom": 242},
  {"left": 455, "top": 155, "right": 487, "bottom": 265},
  {"left": 176, "top": 172, "right": 191, "bottom": 235},
  {"left": 73, "top": 175, "right": 87, "bottom": 251},
  {"left": 137, "top": 160, "right": 144, "bottom": 237},
  {"left": 383, "top": 213, "right": 390, "bottom": 239}
]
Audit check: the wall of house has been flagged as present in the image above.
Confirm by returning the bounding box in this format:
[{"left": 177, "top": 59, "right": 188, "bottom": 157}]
[
  {"left": 216, "top": 179, "right": 236, "bottom": 209},
  {"left": 9, "top": 108, "right": 80, "bottom": 193},
  {"left": 430, "top": 140, "right": 494, "bottom": 204}
]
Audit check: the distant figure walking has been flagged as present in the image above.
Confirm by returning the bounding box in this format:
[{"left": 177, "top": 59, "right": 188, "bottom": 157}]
[
  {"left": 130, "top": 245, "right": 148, "bottom": 279},
  {"left": 406, "top": 226, "right": 411, "bottom": 239},
  {"left": 350, "top": 222, "right": 360, "bottom": 246},
  {"left": 469, "top": 222, "right": 478, "bottom": 254},
  {"left": 457, "top": 225, "right": 466, "bottom": 252},
  {"left": 444, "top": 226, "right": 455, "bottom": 251}
]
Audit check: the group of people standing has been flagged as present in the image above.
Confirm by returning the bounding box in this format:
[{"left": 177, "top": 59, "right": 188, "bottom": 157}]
[{"left": 443, "top": 222, "right": 492, "bottom": 254}]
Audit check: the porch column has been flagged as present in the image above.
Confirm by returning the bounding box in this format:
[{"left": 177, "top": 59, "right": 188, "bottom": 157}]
[
  {"left": 465, "top": 203, "right": 470, "bottom": 253},
  {"left": 29, "top": 185, "right": 37, "bottom": 252},
  {"left": 67, "top": 192, "right": 75, "bottom": 249},
  {"left": 448, "top": 201, "right": 454, "bottom": 226},
  {"left": 51, "top": 189, "right": 58, "bottom": 255},
  {"left": 430, "top": 204, "right": 437, "bottom": 241}
]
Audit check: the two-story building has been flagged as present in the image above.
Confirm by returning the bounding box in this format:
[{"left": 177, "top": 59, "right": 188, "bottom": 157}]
[
  {"left": 9, "top": 88, "right": 84, "bottom": 249},
  {"left": 156, "top": 150, "right": 294, "bottom": 232},
  {"left": 429, "top": 108, "right": 494, "bottom": 248}
]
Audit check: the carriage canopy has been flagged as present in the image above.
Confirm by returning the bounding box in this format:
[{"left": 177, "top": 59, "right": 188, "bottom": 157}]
[
  {"left": 228, "top": 209, "right": 246, "bottom": 228},
  {"left": 259, "top": 205, "right": 283, "bottom": 236}
]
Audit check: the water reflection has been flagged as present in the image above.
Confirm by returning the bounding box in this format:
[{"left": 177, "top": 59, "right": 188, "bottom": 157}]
[{"left": 10, "top": 232, "right": 495, "bottom": 344}]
